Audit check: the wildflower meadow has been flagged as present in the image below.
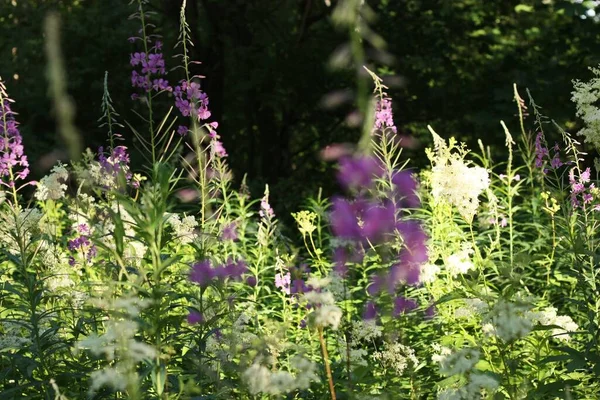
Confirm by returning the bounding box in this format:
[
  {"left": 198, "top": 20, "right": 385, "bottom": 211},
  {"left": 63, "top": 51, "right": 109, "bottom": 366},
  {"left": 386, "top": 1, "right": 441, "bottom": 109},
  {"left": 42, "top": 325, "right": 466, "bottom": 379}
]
[{"left": 2, "top": 1, "right": 600, "bottom": 399}]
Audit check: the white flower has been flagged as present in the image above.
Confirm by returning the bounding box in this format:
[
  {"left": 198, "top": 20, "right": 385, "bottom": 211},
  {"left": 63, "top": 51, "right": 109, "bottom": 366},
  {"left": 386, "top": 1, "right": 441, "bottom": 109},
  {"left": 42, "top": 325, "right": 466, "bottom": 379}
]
[
  {"left": 314, "top": 304, "right": 342, "bottom": 330},
  {"left": 351, "top": 319, "right": 382, "bottom": 345},
  {"left": 35, "top": 164, "right": 69, "bottom": 201},
  {"left": 427, "top": 130, "right": 490, "bottom": 222},
  {"left": 166, "top": 213, "right": 198, "bottom": 244},
  {"left": 572, "top": 65, "right": 600, "bottom": 149},
  {"left": 482, "top": 300, "right": 536, "bottom": 342},
  {"left": 372, "top": 342, "right": 418, "bottom": 376},
  {"left": 445, "top": 244, "right": 475, "bottom": 277},
  {"left": 536, "top": 306, "right": 579, "bottom": 341},
  {"left": 433, "top": 346, "right": 479, "bottom": 376},
  {"left": 420, "top": 263, "right": 441, "bottom": 283}
]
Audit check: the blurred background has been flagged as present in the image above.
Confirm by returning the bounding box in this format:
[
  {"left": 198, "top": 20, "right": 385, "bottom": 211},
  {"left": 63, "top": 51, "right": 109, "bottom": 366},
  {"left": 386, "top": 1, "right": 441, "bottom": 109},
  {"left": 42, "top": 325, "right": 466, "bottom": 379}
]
[{"left": 2, "top": 0, "right": 600, "bottom": 216}]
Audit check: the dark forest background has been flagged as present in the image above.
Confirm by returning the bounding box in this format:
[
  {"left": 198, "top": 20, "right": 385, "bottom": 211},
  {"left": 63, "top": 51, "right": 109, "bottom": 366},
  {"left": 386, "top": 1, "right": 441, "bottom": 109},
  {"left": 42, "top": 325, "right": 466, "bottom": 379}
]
[{"left": 2, "top": 0, "right": 600, "bottom": 215}]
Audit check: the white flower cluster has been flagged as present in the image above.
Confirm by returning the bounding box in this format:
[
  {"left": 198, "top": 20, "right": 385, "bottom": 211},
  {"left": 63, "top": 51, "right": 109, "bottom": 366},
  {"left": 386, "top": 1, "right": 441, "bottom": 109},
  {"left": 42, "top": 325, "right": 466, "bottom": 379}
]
[
  {"left": 433, "top": 346, "right": 480, "bottom": 376},
  {"left": 437, "top": 373, "right": 499, "bottom": 400},
  {"left": 243, "top": 356, "right": 318, "bottom": 395},
  {"left": 0, "top": 207, "right": 43, "bottom": 255},
  {"left": 445, "top": 243, "right": 475, "bottom": 277},
  {"left": 420, "top": 262, "right": 441, "bottom": 283},
  {"left": 78, "top": 295, "right": 156, "bottom": 397},
  {"left": 351, "top": 319, "right": 383, "bottom": 345},
  {"left": 94, "top": 202, "right": 147, "bottom": 265},
  {"left": 433, "top": 345, "right": 498, "bottom": 399},
  {"left": 303, "top": 280, "right": 343, "bottom": 330},
  {"left": 372, "top": 342, "right": 418, "bottom": 376},
  {"left": 0, "top": 321, "right": 32, "bottom": 351},
  {"left": 482, "top": 299, "right": 537, "bottom": 342},
  {"left": 572, "top": 65, "right": 600, "bottom": 149},
  {"left": 454, "top": 298, "right": 488, "bottom": 319},
  {"left": 427, "top": 130, "right": 490, "bottom": 222},
  {"left": 166, "top": 213, "right": 198, "bottom": 245},
  {"left": 35, "top": 164, "right": 69, "bottom": 201},
  {"left": 531, "top": 306, "right": 579, "bottom": 341}
]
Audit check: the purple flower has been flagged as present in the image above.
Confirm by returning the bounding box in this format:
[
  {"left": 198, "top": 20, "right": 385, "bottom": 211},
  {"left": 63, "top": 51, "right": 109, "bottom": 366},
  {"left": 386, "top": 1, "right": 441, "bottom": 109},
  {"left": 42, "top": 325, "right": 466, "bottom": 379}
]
[
  {"left": 333, "top": 247, "right": 349, "bottom": 277},
  {"left": 275, "top": 272, "right": 291, "bottom": 294},
  {"left": 290, "top": 278, "right": 308, "bottom": 295},
  {"left": 130, "top": 40, "right": 169, "bottom": 95},
  {"left": 190, "top": 260, "right": 215, "bottom": 287},
  {"left": 363, "top": 301, "right": 378, "bottom": 320},
  {"left": 211, "top": 139, "right": 228, "bottom": 158},
  {"left": 221, "top": 222, "right": 238, "bottom": 241},
  {"left": 392, "top": 170, "right": 420, "bottom": 208},
  {"left": 187, "top": 311, "right": 204, "bottom": 325},
  {"left": 177, "top": 125, "right": 188, "bottom": 136},
  {"left": 373, "top": 98, "right": 397, "bottom": 135},
  {"left": 336, "top": 156, "right": 382, "bottom": 191},
  {"left": 330, "top": 196, "right": 362, "bottom": 240},
  {"left": 0, "top": 80, "right": 30, "bottom": 187},
  {"left": 393, "top": 296, "right": 417, "bottom": 316},
  {"left": 246, "top": 276, "right": 257, "bottom": 287},
  {"left": 534, "top": 132, "right": 549, "bottom": 168},
  {"left": 581, "top": 167, "right": 591, "bottom": 183}
]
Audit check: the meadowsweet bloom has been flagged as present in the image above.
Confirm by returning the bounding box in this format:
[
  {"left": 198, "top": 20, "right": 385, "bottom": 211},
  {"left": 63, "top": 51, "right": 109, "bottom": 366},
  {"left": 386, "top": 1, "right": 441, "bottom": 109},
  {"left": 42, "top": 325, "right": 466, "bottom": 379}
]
[
  {"left": 0, "top": 79, "right": 30, "bottom": 187},
  {"left": 0, "top": 208, "right": 44, "bottom": 255},
  {"left": 433, "top": 346, "right": 480, "bottom": 376},
  {"left": 572, "top": 65, "right": 600, "bottom": 149},
  {"left": 445, "top": 243, "right": 475, "bottom": 277},
  {"left": 303, "top": 288, "right": 342, "bottom": 329},
  {"left": 243, "top": 356, "right": 318, "bottom": 395},
  {"left": 482, "top": 299, "right": 537, "bottom": 342},
  {"left": 427, "top": 131, "right": 490, "bottom": 222},
  {"left": 372, "top": 342, "right": 418, "bottom": 376},
  {"left": 535, "top": 306, "right": 578, "bottom": 341},
  {"left": 78, "top": 296, "right": 156, "bottom": 397},
  {"left": 35, "top": 164, "right": 69, "bottom": 201},
  {"left": 166, "top": 213, "right": 198, "bottom": 244},
  {"left": 420, "top": 263, "right": 441, "bottom": 283},
  {"left": 454, "top": 298, "right": 489, "bottom": 319},
  {"left": 351, "top": 320, "right": 382, "bottom": 345}
]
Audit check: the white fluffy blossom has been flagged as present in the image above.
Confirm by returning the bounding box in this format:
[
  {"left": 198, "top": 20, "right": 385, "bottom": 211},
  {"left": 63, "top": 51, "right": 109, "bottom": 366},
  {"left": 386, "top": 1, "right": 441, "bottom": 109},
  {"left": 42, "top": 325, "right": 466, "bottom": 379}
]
[
  {"left": 433, "top": 347, "right": 480, "bottom": 376},
  {"left": 482, "top": 300, "right": 537, "bottom": 342},
  {"left": 454, "top": 298, "right": 489, "bottom": 319},
  {"left": 166, "top": 213, "right": 198, "bottom": 244},
  {"left": 427, "top": 130, "right": 490, "bottom": 222},
  {"left": 445, "top": 244, "right": 475, "bottom": 277},
  {"left": 572, "top": 65, "right": 600, "bottom": 149},
  {"left": 535, "top": 306, "right": 579, "bottom": 341},
  {"left": 35, "top": 164, "right": 69, "bottom": 201},
  {"left": 420, "top": 263, "right": 441, "bottom": 283},
  {"left": 243, "top": 356, "right": 318, "bottom": 395},
  {"left": 303, "top": 289, "right": 342, "bottom": 330},
  {"left": 372, "top": 342, "right": 418, "bottom": 376}
]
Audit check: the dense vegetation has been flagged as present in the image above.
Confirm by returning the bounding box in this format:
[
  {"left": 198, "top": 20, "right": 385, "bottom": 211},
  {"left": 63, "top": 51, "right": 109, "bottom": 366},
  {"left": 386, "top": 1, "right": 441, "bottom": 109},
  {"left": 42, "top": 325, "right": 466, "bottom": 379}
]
[{"left": 2, "top": 0, "right": 600, "bottom": 399}]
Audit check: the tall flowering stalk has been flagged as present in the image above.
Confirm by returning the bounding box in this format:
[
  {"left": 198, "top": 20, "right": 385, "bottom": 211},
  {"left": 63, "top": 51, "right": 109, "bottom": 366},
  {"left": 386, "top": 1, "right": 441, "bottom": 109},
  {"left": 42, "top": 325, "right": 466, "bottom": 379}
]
[
  {"left": 0, "top": 79, "right": 31, "bottom": 202},
  {"left": 129, "top": 0, "right": 171, "bottom": 164}
]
